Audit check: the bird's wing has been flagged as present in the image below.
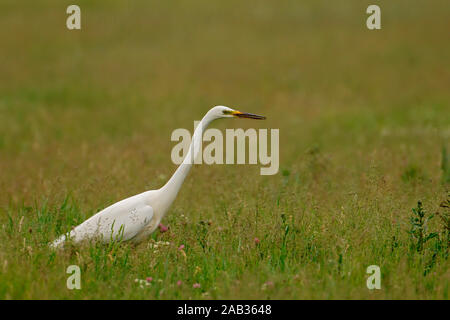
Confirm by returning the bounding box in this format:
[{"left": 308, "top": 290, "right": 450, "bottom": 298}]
[
  {"left": 61, "top": 203, "right": 154, "bottom": 244},
  {"left": 98, "top": 204, "right": 155, "bottom": 242}
]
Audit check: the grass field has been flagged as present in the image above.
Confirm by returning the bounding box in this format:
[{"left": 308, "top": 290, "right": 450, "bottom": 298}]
[{"left": 0, "top": 0, "right": 449, "bottom": 299}]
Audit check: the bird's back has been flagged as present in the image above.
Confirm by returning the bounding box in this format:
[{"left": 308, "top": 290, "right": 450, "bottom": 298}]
[{"left": 51, "top": 191, "right": 158, "bottom": 248}]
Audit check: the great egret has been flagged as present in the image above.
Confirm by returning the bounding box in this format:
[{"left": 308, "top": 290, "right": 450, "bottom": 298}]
[{"left": 51, "top": 106, "right": 265, "bottom": 248}]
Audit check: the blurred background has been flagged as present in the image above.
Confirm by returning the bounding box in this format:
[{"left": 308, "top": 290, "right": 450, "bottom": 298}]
[
  {"left": 0, "top": 0, "right": 448, "bottom": 206},
  {"left": 0, "top": 0, "right": 449, "bottom": 299}
]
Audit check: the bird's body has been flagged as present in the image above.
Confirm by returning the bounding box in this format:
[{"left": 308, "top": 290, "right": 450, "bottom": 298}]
[
  {"left": 51, "top": 106, "right": 265, "bottom": 248},
  {"left": 51, "top": 191, "right": 158, "bottom": 247}
]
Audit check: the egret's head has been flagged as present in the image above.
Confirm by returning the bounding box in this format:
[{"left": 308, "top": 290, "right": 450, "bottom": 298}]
[{"left": 211, "top": 105, "right": 266, "bottom": 120}]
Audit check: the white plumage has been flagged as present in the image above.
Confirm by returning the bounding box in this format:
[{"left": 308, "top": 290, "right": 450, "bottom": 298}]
[{"left": 51, "top": 106, "right": 265, "bottom": 248}]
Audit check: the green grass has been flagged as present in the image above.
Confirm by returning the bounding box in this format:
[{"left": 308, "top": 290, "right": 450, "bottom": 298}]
[{"left": 0, "top": 0, "right": 449, "bottom": 299}]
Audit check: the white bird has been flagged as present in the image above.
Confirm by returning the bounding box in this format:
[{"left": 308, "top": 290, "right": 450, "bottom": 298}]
[{"left": 51, "top": 106, "right": 265, "bottom": 248}]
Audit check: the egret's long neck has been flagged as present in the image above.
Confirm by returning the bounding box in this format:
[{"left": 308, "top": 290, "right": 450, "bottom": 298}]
[{"left": 159, "top": 112, "right": 216, "bottom": 211}]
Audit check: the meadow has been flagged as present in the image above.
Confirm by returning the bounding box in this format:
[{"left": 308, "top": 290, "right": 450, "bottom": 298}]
[{"left": 0, "top": 0, "right": 448, "bottom": 299}]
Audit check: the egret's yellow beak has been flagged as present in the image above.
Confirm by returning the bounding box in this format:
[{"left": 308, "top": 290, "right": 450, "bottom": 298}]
[{"left": 231, "top": 110, "right": 266, "bottom": 120}]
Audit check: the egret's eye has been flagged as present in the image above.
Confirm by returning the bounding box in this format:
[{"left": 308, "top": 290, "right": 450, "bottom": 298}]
[{"left": 222, "top": 110, "right": 232, "bottom": 115}]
